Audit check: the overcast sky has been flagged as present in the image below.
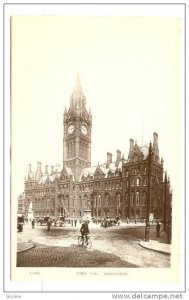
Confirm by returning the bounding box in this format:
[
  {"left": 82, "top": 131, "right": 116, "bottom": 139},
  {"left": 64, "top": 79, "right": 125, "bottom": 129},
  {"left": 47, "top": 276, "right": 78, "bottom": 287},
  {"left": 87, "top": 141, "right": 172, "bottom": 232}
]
[{"left": 11, "top": 15, "right": 184, "bottom": 207}]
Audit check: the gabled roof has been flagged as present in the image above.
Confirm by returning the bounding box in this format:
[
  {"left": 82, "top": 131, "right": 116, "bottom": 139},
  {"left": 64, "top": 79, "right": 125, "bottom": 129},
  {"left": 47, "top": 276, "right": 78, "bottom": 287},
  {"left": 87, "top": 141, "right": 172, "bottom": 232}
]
[
  {"left": 79, "top": 161, "right": 122, "bottom": 182},
  {"left": 60, "top": 166, "right": 74, "bottom": 180},
  {"left": 140, "top": 145, "right": 149, "bottom": 159}
]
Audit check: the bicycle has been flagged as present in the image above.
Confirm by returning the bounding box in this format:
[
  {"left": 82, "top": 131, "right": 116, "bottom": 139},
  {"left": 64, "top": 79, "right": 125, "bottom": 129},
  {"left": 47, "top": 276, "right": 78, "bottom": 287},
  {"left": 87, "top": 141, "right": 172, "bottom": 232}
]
[{"left": 78, "top": 234, "right": 92, "bottom": 249}]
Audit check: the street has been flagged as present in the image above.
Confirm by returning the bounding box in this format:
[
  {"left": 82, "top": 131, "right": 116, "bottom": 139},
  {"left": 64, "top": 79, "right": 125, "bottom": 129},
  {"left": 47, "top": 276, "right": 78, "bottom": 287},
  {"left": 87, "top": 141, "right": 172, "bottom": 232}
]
[{"left": 17, "top": 222, "right": 170, "bottom": 268}]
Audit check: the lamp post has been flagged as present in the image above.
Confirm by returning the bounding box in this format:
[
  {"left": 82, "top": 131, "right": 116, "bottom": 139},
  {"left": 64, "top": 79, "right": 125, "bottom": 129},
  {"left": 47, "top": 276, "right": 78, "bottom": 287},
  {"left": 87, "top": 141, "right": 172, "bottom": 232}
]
[
  {"left": 145, "top": 141, "right": 152, "bottom": 242},
  {"left": 47, "top": 198, "right": 49, "bottom": 217}
]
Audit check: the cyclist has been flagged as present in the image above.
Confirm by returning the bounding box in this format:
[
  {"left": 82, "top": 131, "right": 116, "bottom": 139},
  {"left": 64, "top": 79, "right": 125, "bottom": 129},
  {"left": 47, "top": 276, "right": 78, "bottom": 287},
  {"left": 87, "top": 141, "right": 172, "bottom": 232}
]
[{"left": 80, "top": 220, "right": 90, "bottom": 245}]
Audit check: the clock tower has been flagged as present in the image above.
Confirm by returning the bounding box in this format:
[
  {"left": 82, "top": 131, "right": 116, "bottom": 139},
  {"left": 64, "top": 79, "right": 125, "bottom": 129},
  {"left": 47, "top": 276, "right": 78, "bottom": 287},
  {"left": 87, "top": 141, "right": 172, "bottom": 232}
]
[{"left": 63, "top": 75, "right": 92, "bottom": 181}]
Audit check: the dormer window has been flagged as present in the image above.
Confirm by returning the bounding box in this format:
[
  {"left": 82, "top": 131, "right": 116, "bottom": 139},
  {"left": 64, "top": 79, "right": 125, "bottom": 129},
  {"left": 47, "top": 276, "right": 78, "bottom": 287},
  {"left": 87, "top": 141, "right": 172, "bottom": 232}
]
[{"left": 134, "top": 155, "right": 138, "bottom": 162}]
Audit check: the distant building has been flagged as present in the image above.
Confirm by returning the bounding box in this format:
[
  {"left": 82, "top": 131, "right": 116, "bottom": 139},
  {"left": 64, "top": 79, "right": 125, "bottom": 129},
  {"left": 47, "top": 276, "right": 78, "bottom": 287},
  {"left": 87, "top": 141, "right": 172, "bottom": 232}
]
[
  {"left": 17, "top": 193, "right": 25, "bottom": 215},
  {"left": 20, "top": 76, "right": 172, "bottom": 223}
]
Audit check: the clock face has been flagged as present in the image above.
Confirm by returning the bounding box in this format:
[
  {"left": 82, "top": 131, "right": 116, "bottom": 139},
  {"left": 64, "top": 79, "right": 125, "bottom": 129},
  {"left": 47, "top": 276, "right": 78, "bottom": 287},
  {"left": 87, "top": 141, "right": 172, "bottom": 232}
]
[
  {"left": 81, "top": 124, "right": 88, "bottom": 135},
  {"left": 68, "top": 124, "right": 75, "bottom": 134}
]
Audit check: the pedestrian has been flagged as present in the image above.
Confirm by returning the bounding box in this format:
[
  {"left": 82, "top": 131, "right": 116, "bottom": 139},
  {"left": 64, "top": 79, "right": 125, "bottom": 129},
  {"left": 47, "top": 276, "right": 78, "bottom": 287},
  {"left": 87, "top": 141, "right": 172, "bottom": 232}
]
[
  {"left": 31, "top": 219, "right": 35, "bottom": 229},
  {"left": 47, "top": 218, "right": 51, "bottom": 231},
  {"left": 80, "top": 220, "right": 90, "bottom": 245},
  {"left": 156, "top": 221, "right": 160, "bottom": 238},
  {"left": 104, "top": 219, "right": 107, "bottom": 229},
  {"left": 74, "top": 219, "right": 77, "bottom": 227}
]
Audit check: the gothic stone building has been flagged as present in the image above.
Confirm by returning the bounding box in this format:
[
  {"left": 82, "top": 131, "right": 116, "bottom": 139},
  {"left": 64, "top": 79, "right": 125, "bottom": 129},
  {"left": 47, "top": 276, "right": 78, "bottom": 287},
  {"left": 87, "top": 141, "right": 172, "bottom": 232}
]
[{"left": 21, "top": 77, "right": 172, "bottom": 222}]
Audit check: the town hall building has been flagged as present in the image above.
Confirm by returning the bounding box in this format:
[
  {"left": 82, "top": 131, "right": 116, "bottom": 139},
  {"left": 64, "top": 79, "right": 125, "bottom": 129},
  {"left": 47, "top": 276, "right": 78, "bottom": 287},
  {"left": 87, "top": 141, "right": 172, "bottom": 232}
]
[{"left": 18, "top": 77, "right": 172, "bottom": 223}]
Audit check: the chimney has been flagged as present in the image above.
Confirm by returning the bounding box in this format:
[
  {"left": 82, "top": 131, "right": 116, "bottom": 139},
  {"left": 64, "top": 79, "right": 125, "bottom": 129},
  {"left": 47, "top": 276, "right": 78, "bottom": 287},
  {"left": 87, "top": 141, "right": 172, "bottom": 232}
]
[
  {"left": 106, "top": 152, "right": 112, "bottom": 168},
  {"left": 129, "top": 139, "right": 134, "bottom": 152},
  {"left": 28, "top": 164, "right": 32, "bottom": 179},
  {"left": 153, "top": 132, "right": 159, "bottom": 161},
  {"left": 50, "top": 165, "right": 54, "bottom": 175},
  {"left": 115, "top": 150, "right": 121, "bottom": 167},
  {"left": 45, "top": 165, "right": 49, "bottom": 175}
]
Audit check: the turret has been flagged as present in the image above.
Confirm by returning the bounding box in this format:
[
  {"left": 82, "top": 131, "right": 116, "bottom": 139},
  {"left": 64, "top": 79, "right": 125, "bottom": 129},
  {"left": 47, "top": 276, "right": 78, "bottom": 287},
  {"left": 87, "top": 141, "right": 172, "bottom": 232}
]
[
  {"left": 35, "top": 161, "right": 42, "bottom": 182},
  {"left": 27, "top": 164, "right": 33, "bottom": 180}
]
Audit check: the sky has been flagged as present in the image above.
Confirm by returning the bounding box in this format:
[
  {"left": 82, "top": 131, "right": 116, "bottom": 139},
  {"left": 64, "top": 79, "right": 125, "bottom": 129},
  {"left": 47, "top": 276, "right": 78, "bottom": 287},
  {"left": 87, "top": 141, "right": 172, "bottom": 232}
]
[{"left": 11, "top": 15, "right": 184, "bottom": 210}]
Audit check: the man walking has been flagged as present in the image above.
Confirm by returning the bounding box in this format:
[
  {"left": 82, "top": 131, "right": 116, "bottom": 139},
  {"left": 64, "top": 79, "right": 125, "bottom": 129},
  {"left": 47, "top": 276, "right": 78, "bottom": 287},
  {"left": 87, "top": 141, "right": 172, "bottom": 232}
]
[
  {"left": 80, "top": 220, "right": 90, "bottom": 245},
  {"left": 156, "top": 221, "right": 160, "bottom": 238}
]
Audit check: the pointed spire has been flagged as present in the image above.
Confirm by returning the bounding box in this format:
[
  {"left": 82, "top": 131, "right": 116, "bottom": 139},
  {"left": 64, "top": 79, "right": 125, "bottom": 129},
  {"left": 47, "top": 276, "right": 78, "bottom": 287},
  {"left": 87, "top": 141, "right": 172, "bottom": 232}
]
[
  {"left": 70, "top": 74, "right": 86, "bottom": 109},
  {"left": 165, "top": 170, "right": 167, "bottom": 182}
]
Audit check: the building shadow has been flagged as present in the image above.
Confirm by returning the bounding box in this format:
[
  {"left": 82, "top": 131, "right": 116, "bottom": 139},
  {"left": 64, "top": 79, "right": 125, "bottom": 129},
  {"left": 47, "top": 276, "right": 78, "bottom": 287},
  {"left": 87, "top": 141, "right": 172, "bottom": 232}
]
[{"left": 17, "top": 243, "right": 138, "bottom": 268}]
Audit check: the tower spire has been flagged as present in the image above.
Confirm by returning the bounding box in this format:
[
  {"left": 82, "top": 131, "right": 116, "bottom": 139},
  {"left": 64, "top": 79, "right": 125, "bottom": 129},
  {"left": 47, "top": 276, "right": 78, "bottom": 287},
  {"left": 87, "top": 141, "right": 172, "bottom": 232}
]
[{"left": 70, "top": 74, "right": 86, "bottom": 111}]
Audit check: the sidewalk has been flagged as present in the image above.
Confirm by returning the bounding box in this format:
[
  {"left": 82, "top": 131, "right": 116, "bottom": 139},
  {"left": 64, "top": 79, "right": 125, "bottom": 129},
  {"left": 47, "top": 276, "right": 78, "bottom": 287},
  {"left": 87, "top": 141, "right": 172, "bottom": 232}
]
[
  {"left": 140, "top": 240, "right": 171, "bottom": 255},
  {"left": 17, "top": 242, "right": 35, "bottom": 253}
]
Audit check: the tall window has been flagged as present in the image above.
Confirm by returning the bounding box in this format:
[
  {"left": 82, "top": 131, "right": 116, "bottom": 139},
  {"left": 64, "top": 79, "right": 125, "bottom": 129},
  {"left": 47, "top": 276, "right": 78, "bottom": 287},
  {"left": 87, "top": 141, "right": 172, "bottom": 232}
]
[
  {"left": 136, "top": 178, "right": 140, "bottom": 186},
  {"left": 131, "top": 194, "right": 134, "bottom": 206},
  {"left": 105, "top": 194, "right": 110, "bottom": 206},
  {"left": 98, "top": 195, "right": 101, "bottom": 207},
  {"left": 79, "top": 196, "right": 82, "bottom": 207},
  {"left": 94, "top": 195, "right": 97, "bottom": 207},
  {"left": 117, "top": 194, "right": 121, "bottom": 207},
  {"left": 142, "top": 193, "right": 147, "bottom": 205},
  {"left": 125, "top": 193, "right": 128, "bottom": 204},
  {"left": 143, "top": 177, "right": 147, "bottom": 186},
  {"left": 136, "top": 192, "right": 140, "bottom": 206}
]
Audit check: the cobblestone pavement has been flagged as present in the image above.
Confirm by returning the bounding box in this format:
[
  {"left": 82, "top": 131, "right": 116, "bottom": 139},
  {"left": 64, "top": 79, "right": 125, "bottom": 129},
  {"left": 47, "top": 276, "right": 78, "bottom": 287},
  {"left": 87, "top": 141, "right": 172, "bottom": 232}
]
[{"left": 17, "top": 223, "right": 170, "bottom": 268}]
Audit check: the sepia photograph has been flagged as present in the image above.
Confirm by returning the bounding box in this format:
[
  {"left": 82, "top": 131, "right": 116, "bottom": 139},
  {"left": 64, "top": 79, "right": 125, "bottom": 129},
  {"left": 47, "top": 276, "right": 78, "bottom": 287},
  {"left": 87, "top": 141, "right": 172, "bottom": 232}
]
[{"left": 3, "top": 2, "right": 186, "bottom": 296}]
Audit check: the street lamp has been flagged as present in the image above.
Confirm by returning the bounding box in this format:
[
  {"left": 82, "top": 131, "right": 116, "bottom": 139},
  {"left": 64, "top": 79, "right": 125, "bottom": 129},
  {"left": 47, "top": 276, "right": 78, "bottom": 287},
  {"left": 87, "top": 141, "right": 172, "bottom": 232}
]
[
  {"left": 145, "top": 141, "right": 152, "bottom": 242},
  {"left": 47, "top": 198, "right": 49, "bottom": 217}
]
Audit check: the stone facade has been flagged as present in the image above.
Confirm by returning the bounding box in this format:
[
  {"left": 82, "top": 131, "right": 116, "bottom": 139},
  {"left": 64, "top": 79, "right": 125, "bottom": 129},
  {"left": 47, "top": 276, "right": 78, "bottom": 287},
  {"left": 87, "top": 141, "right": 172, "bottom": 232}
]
[{"left": 20, "top": 77, "right": 172, "bottom": 223}]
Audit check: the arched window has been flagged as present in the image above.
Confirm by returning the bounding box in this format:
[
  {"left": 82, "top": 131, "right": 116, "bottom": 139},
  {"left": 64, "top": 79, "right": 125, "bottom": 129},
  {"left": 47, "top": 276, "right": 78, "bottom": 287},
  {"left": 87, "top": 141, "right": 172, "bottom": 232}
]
[
  {"left": 98, "top": 195, "right": 101, "bottom": 207},
  {"left": 117, "top": 194, "right": 121, "bottom": 207},
  {"left": 131, "top": 194, "right": 134, "bottom": 206},
  {"left": 105, "top": 194, "right": 110, "bottom": 206},
  {"left": 136, "top": 192, "right": 140, "bottom": 205},
  {"left": 79, "top": 196, "right": 82, "bottom": 207}
]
